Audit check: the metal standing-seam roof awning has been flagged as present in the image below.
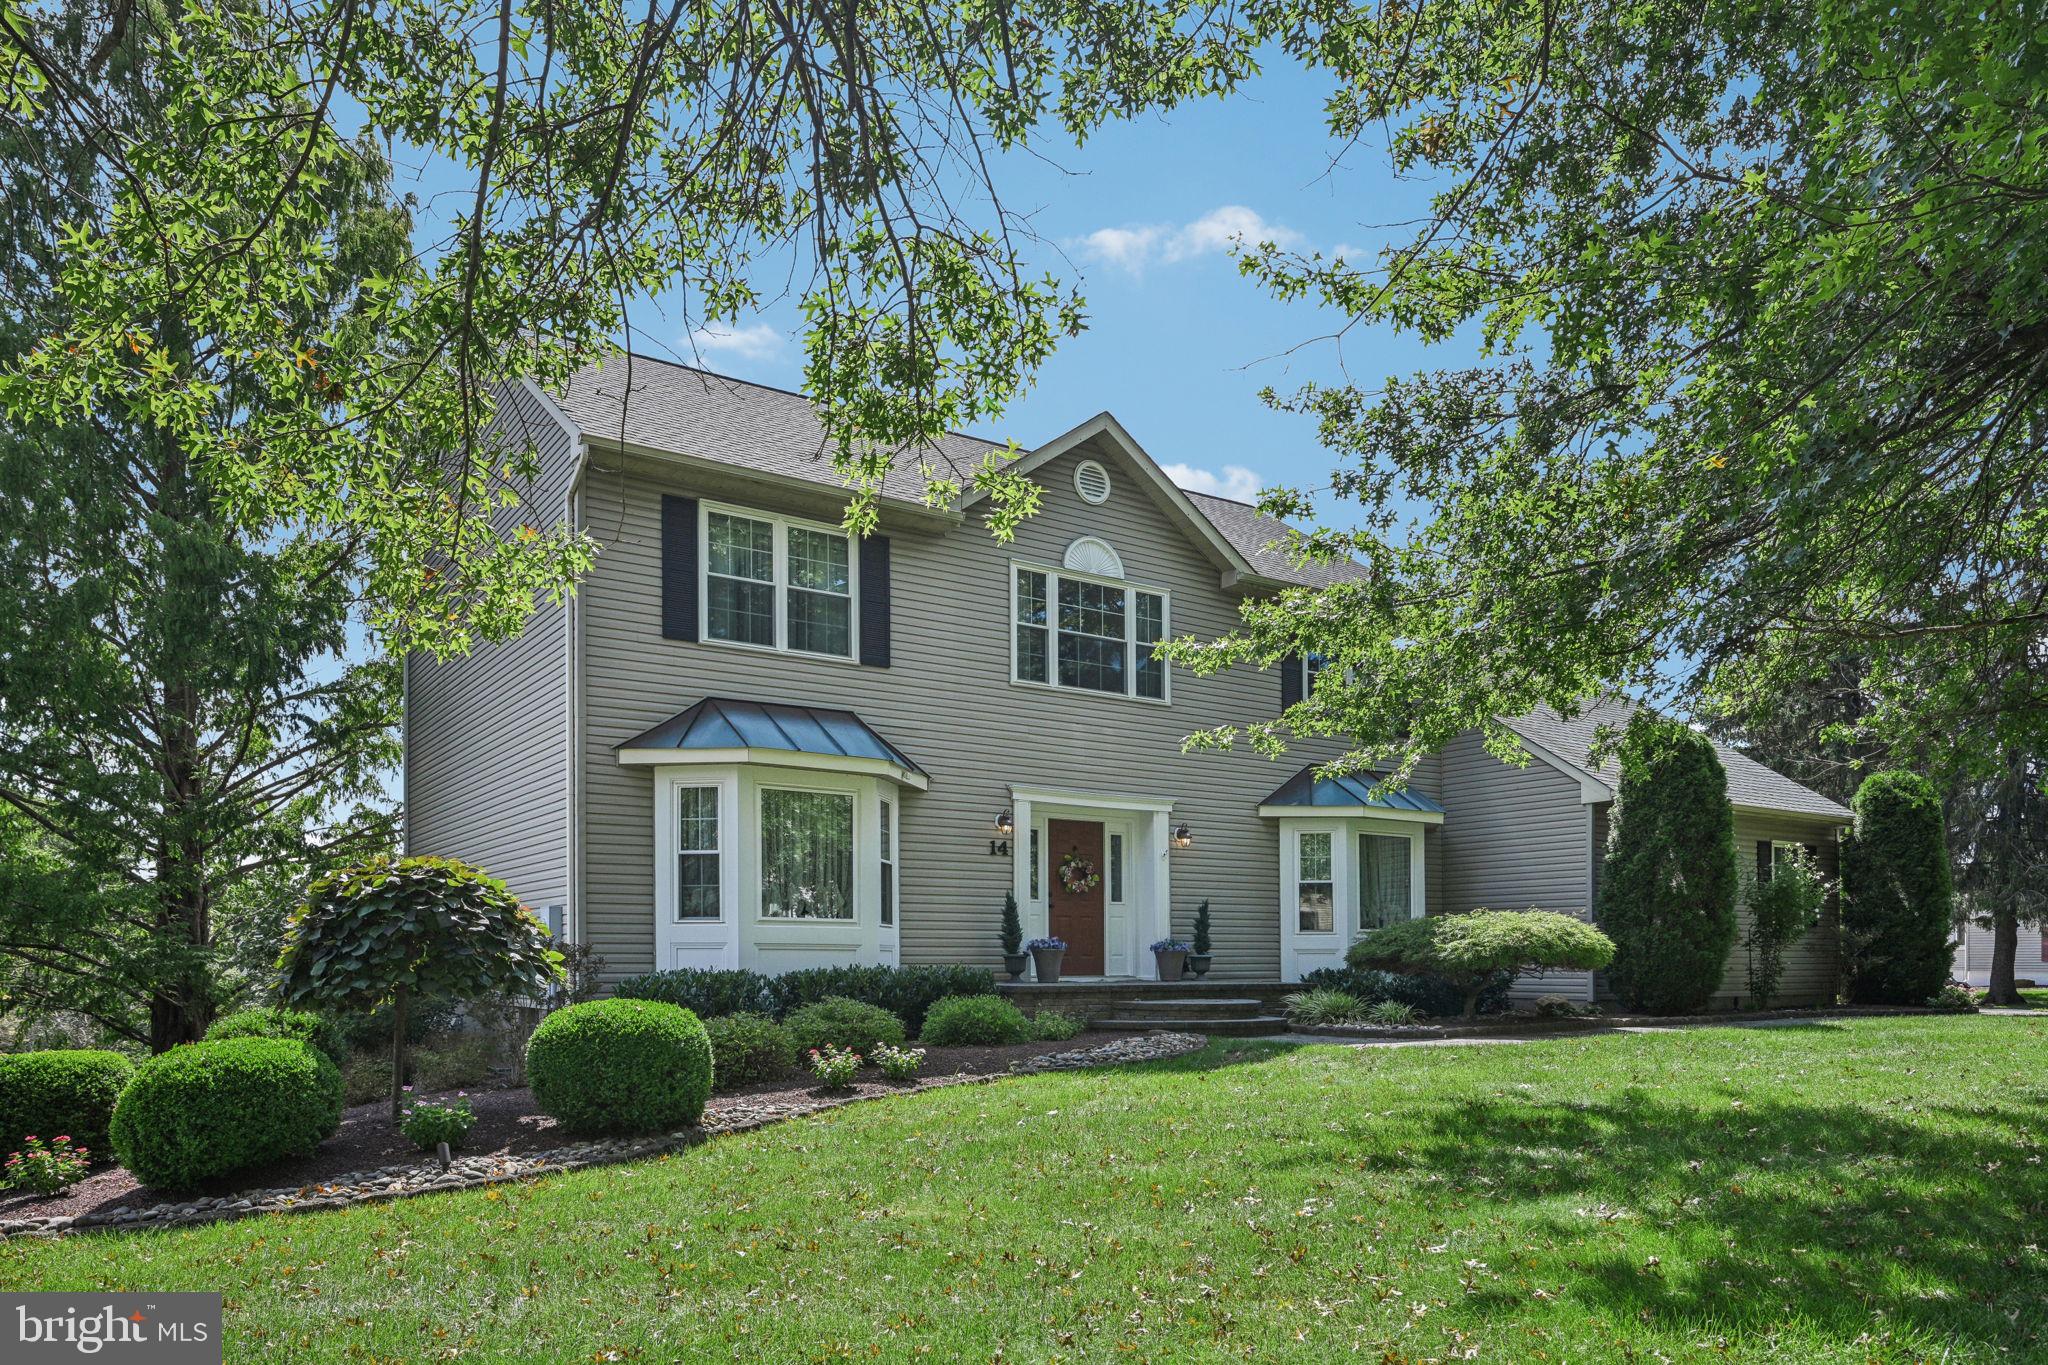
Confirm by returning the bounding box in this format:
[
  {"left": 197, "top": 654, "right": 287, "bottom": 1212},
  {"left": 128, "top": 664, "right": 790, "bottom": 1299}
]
[
  {"left": 615, "top": 697, "right": 929, "bottom": 789},
  {"left": 1257, "top": 766, "right": 1445, "bottom": 823}
]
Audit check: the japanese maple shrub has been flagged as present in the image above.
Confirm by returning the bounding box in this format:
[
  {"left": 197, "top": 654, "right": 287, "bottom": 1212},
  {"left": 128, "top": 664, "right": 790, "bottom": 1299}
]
[
  {"left": 278, "top": 856, "right": 561, "bottom": 1116},
  {"left": 1348, "top": 910, "right": 1615, "bottom": 1019}
]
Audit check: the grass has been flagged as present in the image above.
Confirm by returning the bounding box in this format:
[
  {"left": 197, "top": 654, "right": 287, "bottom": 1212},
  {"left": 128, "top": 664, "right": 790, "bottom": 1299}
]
[{"left": 7, "top": 1016, "right": 2046, "bottom": 1362}]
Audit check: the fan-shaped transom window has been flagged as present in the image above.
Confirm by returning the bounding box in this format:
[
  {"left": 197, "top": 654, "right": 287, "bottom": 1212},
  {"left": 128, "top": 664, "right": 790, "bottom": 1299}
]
[
  {"left": 1062, "top": 536, "right": 1124, "bottom": 579},
  {"left": 1073, "top": 459, "right": 1112, "bottom": 504}
]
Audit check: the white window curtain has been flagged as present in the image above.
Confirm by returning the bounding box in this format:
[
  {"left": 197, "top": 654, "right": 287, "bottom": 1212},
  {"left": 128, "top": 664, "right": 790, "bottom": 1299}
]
[
  {"left": 1358, "top": 833, "right": 1412, "bottom": 932},
  {"left": 1298, "top": 832, "right": 1334, "bottom": 932},
  {"left": 760, "top": 790, "right": 855, "bottom": 920}
]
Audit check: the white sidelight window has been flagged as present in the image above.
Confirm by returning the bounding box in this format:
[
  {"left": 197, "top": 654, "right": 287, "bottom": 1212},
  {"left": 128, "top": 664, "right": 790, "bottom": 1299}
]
[
  {"left": 702, "top": 503, "right": 856, "bottom": 659},
  {"left": 1010, "top": 564, "right": 1168, "bottom": 701},
  {"left": 676, "top": 785, "right": 722, "bottom": 920},
  {"left": 760, "top": 789, "right": 855, "bottom": 920},
  {"left": 1297, "top": 831, "right": 1335, "bottom": 932},
  {"left": 1357, "top": 832, "right": 1413, "bottom": 932}
]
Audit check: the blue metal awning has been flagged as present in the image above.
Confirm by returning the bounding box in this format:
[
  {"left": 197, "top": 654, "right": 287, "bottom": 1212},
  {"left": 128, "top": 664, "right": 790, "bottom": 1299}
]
[
  {"left": 1259, "top": 766, "right": 1445, "bottom": 819},
  {"left": 616, "top": 698, "right": 928, "bottom": 787}
]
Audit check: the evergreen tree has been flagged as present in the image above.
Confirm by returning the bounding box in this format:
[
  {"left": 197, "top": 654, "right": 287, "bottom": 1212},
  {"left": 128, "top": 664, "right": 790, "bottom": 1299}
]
[
  {"left": 1841, "top": 771, "right": 1955, "bottom": 1005},
  {"left": 1596, "top": 712, "right": 1740, "bottom": 1013}
]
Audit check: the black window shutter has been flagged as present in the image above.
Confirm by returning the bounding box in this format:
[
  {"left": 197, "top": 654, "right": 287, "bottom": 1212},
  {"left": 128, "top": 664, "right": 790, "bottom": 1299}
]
[
  {"left": 858, "top": 534, "right": 891, "bottom": 667},
  {"left": 661, "top": 495, "right": 699, "bottom": 642},
  {"left": 1755, "top": 840, "right": 1772, "bottom": 883},
  {"left": 1280, "top": 653, "right": 1303, "bottom": 709}
]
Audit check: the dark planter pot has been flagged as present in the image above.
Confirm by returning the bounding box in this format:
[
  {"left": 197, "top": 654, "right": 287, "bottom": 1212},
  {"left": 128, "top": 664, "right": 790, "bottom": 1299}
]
[
  {"left": 1031, "top": 948, "right": 1066, "bottom": 984},
  {"left": 1152, "top": 949, "right": 1188, "bottom": 982},
  {"left": 1002, "top": 952, "right": 1030, "bottom": 982},
  {"left": 1186, "top": 953, "right": 1212, "bottom": 979}
]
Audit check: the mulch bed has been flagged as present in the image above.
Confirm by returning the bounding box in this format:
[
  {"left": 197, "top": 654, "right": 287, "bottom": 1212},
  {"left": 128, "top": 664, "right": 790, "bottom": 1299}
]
[{"left": 0, "top": 1034, "right": 1143, "bottom": 1227}]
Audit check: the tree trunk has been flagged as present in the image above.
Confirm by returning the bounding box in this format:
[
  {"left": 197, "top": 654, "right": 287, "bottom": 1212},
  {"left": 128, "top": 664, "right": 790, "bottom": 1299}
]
[
  {"left": 1462, "top": 983, "right": 1480, "bottom": 1019},
  {"left": 389, "top": 985, "right": 410, "bottom": 1119},
  {"left": 1985, "top": 907, "right": 2022, "bottom": 1006}
]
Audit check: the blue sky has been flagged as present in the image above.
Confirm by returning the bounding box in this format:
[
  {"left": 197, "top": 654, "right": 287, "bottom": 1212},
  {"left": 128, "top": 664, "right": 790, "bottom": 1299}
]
[{"left": 602, "top": 60, "right": 1457, "bottom": 528}]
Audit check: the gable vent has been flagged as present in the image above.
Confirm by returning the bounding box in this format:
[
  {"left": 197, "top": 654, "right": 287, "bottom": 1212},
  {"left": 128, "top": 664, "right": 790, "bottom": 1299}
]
[{"left": 1073, "top": 459, "right": 1112, "bottom": 505}]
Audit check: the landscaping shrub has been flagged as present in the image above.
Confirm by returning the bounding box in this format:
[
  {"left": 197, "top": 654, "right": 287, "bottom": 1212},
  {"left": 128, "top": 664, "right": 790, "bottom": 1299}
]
[
  {"left": 399, "top": 1095, "right": 477, "bottom": 1150},
  {"left": 1283, "top": 988, "right": 1366, "bottom": 1027},
  {"left": 1841, "top": 770, "right": 1955, "bottom": 1004},
  {"left": 334, "top": 996, "right": 462, "bottom": 1053},
  {"left": 1349, "top": 910, "right": 1616, "bottom": 1018},
  {"left": 205, "top": 1007, "right": 349, "bottom": 1065},
  {"left": 1031, "top": 1010, "right": 1086, "bottom": 1042},
  {"left": 341, "top": 1055, "right": 393, "bottom": 1107},
  {"left": 411, "top": 1036, "right": 503, "bottom": 1092},
  {"left": 919, "top": 995, "right": 1033, "bottom": 1046},
  {"left": 1745, "top": 852, "right": 1827, "bottom": 1008},
  {"left": 1926, "top": 983, "right": 1978, "bottom": 1013},
  {"left": 703, "top": 1012, "right": 798, "bottom": 1091},
  {"left": 768, "top": 965, "right": 996, "bottom": 1034},
  {"left": 872, "top": 1043, "right": 925, "bottom": 1081},
  {"left": 526, "top": 998, "right": 713, "bottom": 1135},
  {"left": 1297, "top": 965, "right": 1514, "bottom": 1019},
  {"left": 614, "top": 966, "right": 777, "bottom": 1019},
  {"left": 109, "top": 1038, "right": 343, "bottom": 1192},
  {"left": 807, "top": 1045, "right": 862, "bottom": 1089},
  {"left": 1596, "top": 711, "right": 1740, "bottom": 1012},
  {"left": 0, "top": 1049, "right": 134, "bottom": 1160},
  {"left": 1363, "top": 1000, "right": 1422, "bottom": 1026},
  {"left": 783, "top": 997, "right": 907, "bottom": 1055}
]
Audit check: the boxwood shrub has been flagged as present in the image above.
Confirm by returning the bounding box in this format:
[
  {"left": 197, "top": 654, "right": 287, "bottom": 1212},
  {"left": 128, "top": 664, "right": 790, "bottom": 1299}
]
[
  {"left": 0, "top": 1049, "right": 135, "bottom": 1161},
  {"left": 783, "top": 997, "right": 906, "bottom": 1056},
  {"left": 613, "top": 966, "right": 777, "bottom": 1019},
  {"left": 1297, "top": 965, "right": 1515, "bottom": 1019},
  {"left": 526, "top": 999, "right": 713, "bottom": 1135},
  {"left": 109, "top": 1039, "right": 343, "bottom": 1192},
  {"left": 920, "top": 995, "right": 1033, "bottom": 1046},
  {"left": 767, "top": 965, "right": 995, "bottom": 1035},
  {"left": 204, "top": 1007, "right": 349, "bottom": 1065},
  {"left": 703, "top": 1012, "right": 798, "bottom": 1091}
]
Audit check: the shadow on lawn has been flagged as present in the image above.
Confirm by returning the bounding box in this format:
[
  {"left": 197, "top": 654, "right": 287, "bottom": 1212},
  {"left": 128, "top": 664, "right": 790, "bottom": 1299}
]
[{"left": 1368, "top": 1085, "right": 2048, "bottom": 1354}]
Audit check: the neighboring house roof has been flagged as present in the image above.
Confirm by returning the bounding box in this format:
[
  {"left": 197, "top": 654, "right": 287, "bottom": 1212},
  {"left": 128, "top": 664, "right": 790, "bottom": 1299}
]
[
  {"left": 1500, "top": 700, "right": 1853, "bottom": 822},
  {"left": 547, "top": 355, "right": 1358, "bottom": 589},
  {"left": 1259, "top": 766, "right": 1446, "bottom": 821},
  {"left": 615, "top": 697, "right": 928, "bottom": 786}
]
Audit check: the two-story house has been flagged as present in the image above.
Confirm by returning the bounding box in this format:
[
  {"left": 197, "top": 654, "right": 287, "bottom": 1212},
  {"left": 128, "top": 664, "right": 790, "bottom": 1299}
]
[{"left": 404, "top": 358, "right": 1853, "bottom": 1006}]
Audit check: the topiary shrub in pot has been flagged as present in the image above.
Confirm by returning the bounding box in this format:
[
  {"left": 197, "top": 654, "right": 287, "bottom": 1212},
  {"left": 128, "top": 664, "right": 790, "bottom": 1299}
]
[
  {"left": 920, "top": 995, "right": 1033, "bottom": 1046},
  {"left": 702, "top": 1012, "right": 798, "bottom": 1092},
  {"left": 783, "top": 997, "right": 906, "bottom": 1055},
  {"left": 1000, "top": 893, "right": 1029, "bottom": 981},
  {"left": 1348, "top": 909, "right": 1616, "bottom": 1019},
  {"left": 0, "top": 1049, "right": 135, "bottom": 1162},
  {"left": 526, "top": 998, "right": 713, "bottom": 1135},
  {"left": 204, "top": 1007, "right": 349, "bottom": 1066},
  {"left": 109, "top": 1038, "right": 343, "bottom": 1192}
]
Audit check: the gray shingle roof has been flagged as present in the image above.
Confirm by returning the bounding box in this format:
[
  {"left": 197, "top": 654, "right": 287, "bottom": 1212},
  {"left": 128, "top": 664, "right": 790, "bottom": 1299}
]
[
  {"left": 1501, "top": 699, "right": 1852, "bottom": 822},
  {"left": 550, "top": 356, "right": 1358, "bottom": 588}
]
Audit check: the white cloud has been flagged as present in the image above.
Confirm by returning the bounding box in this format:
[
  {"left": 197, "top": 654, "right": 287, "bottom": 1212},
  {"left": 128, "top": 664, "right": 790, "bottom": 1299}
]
[
  {"left": 686, "top": 322, "right": 784, "bottom": 362},
  {"left": 1162, "top": 461, "right": 1264, "bottom": 503},
  {"left": 1075, "top": 205, "right": 1306, "bottom": 275}
]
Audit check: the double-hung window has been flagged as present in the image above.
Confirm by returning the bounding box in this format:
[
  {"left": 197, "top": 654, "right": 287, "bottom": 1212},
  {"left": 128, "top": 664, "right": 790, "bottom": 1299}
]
[
  {"left": 1297, "top": 832, "right": 1334, "bottom": 932},
  {"left": 675, "top": 786, "right": 722, "bottom": 920},
  {"left": 1012, "top": 566, "right": 1168, "bottom": 700},
  {"left": 704, "top": 506, "right": 854, "bottom": 659},
  {"left": 879, "top": 798, "right": 896, "bottom": 927}
]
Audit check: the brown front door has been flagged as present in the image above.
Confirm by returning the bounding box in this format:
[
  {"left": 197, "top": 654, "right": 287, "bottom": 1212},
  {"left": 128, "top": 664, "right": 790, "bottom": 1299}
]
[{"left": 1046, "top": 819, "right": 1107, "bottom": 975}]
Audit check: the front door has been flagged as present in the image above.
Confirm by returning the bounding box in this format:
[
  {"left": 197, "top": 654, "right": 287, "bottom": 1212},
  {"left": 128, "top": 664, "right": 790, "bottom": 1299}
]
[{"left": 1046, "top": 818, "right": 1107, "bottom": 975}]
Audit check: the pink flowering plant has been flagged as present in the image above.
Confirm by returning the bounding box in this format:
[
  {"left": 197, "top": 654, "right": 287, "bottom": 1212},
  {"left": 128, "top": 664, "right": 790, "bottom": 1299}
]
[
  {"left": 397, "top": 1088, "right": 477, "bottom": 1151},
  {"left": 806, "top": 1045, "right": 862, "bottom": 1090},
  {"left": 4, "top": 1135, "right": 90, "bottom": 1195},
  {"left": 870, "top": 1043, "right": 924, "bottom": 1082}
]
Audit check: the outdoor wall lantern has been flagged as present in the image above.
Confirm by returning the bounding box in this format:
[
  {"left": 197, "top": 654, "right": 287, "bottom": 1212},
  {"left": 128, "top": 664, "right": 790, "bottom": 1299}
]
[
  {"left": 995, "top": 809, "right": 1015, "bottom": 837},
  {"left": 1170, "top": 823, "right": 1194, "bottom": 850}
]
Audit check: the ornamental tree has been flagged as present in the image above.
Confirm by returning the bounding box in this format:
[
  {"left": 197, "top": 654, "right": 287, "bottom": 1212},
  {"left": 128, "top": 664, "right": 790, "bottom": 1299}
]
[
  {"left": 1346, "top": 910, "right": 1615, "bottom": 1019},
  {"left": 1597, "top": 712, "right": 1740, "bottom": 1013},
  {"left": 1744, "top": 853, "right": 1827, "bottom": 1010},
  {"left": 278, "top": 856, "right": 561, "bottom": 1115},
  {"left": 1840, "top": 771, "right": 1954, "bottom": 1005}
]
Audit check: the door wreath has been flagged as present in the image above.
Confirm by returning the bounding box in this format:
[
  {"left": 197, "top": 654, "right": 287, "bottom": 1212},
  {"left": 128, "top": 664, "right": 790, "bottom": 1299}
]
[{"left": 1057, "top": 849, "right": 1101, "bottom": 894}]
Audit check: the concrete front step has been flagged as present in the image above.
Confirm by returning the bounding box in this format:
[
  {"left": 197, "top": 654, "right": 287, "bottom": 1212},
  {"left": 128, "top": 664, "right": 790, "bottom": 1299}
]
[
  {"left": 1095, "top": 1016, "right": 1291, "bottom": 1037},
  {"left": 1111, "top": 997, "right": 1269, "bottom": 1021}
]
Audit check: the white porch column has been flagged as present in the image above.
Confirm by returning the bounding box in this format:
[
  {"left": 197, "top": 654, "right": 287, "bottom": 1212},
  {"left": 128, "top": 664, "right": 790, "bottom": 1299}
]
[
  {"left": 1010, "top": 794, "right": 1036, "bottom": 939},
  {"left": 1140, "top": 808, "right": 1172, "bottom": 979}
]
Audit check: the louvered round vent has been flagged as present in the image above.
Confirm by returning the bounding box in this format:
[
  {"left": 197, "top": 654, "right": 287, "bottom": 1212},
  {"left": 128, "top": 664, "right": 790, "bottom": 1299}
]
[{"left": 1073, "top": 459, "right": 1112, "bottom": 504}]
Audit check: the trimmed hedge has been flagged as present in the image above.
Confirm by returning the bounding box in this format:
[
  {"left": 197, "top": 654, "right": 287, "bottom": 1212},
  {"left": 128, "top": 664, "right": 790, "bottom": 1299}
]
[
  {"left": 0, "top": 1050, "right": 135, "bottom": 1161},
  {"left": 783, "top": 997, "right": 907, "bottom": 1056},
  {"left": 526, "top": 999, "right": 713, "bottom": 1135},
  {"left": 703, "top": 1013, "right": 798, "bottom": 1091},
  {"left": 1297, "top": 965, "right": 1514, "bottom": 1019},
  {"left": 109, "top": 1039, "right": 343, "bottom": 1192},
  {"left": 1841, "top": 770, "right": 1954, "bottom": 1004},
  {"left": 920, "top": 995, "right": 1033, "bottom": 1046},
  {"left": 614, "top": 967, "right": 777, "bottom": 1020},
  {"left": 204, "top": 1007, "right": 349, "bottom": 1065},
  {"left": 1348, "top": 909, "right": 1615, "bottom": 1018}
]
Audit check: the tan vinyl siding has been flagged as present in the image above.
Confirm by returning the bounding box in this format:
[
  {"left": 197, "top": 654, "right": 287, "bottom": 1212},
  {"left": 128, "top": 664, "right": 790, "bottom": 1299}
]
[
  {"left": 1717, "top": 811, "right": 1844, "bottom": 1007},
  {"left": 576, "top": 431, "right": 1429, "bottom": 982},
  {"left": 404, "top": 383, "right": 579, "bottom": 909}
]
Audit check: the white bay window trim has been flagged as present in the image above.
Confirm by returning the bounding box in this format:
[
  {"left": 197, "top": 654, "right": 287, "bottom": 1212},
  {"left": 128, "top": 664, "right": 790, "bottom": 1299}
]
[
  {"left": 699, "top": 500, "right": 859, "bottom": 662},
  {"left": 1008, "top": 558, "right": 1170, "bottom": 703},
  {"left": 1276, "top": 815, "right": 1429, "bottom": 981}
]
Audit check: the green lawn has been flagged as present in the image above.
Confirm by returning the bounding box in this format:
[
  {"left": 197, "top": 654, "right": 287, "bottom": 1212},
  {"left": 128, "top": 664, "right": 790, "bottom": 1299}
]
[{"left": 7, "top": 1017, "right": 2046, "bottom": 1363}]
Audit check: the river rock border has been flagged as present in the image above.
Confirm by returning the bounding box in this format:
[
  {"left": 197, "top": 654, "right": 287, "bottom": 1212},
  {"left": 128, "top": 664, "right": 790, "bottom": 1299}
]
[{"left": 0, "top": 1031, "right": 1205, "bottom": 1240}]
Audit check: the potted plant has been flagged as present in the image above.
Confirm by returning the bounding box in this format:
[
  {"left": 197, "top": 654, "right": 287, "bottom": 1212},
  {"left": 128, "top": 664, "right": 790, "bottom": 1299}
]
[
  {"left": 1150, "top": 938, "right": 1191, "bottom": 982},
  {"left": 1025, "top": 936, "right": 1067, "bottom": 983},
  {"left": 1000, "top": 892, "right": 1029, "bottom": 981},
  {"left": 1187, "top": 900, "right": 1213, "bottom": 978}
]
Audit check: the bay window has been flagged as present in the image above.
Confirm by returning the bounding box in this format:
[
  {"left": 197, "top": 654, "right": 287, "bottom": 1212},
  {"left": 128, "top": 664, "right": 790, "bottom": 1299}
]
[
  {"left": 1357, "top": 832, "right": 1413, "bottom": 932},
  {"left": 703, "top": 504, "right": 855, "bottom": 659},
  {"left": 760, "top": 789, "right": 855, "bottom": 920},
  {"left": 675, "top": 785, "right": 722, "bottom": 920},
  {"left": 1297, "top": 831, "right": 1334, "bottom": 932},
  {"left": 1011, "top": 565, "right": 1168, "bottom": 700}
]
